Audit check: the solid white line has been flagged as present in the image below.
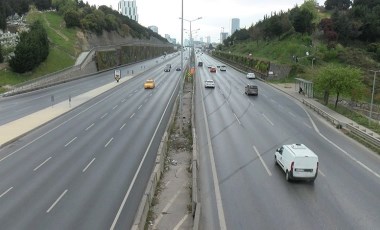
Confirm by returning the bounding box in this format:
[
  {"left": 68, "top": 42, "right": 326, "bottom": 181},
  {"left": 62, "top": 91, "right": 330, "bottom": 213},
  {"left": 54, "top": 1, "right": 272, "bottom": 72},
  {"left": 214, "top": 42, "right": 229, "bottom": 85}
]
[
  {"left": 173, "top": 214, "right": 189, "bottom": 230},
  {"left": 0, "top": 187, "right": 13, "bottom": 198},
  {"left": 262, "top": 114, "right": 274, "bottom": 126},
  {"left": 33, "top": 157, "right": 52, "bottom": 171},
  {"left": 152, "top": 187, "right": 183, "bottom": 229},
  {"left": 85, "top": 123, "right": 94, "bottom": 131},
  {"left": 318, "top": 169, "right": 326, "bottom": 177},
  {"left": 82, "top": 158, "right": 96, "bottom": 173},
  {"left": 101, "top": 113, "right": 108, "bottom": 119},
  {"left": 64, "top": 137, "right": 77, "bottom": 147},
  {"left": 110, "top": 72, "right": 181, "bottom": 230},
  {"left": 233, "top": 113, "right": 241, "bottom": 125},
  {"left": 120, "top": 123, "right": 126, "bottom": 130},
  {"left": 130, "top": 113, "right": 135, "bottom": 119},
  {"left": 253, "top": 145, "right": 272, "bottom": 176},
  {"left": 138, "top": 105, "right": 143, "bottom": 110},
  {"left": 46, "top": 189, "right": 68, "bottom": 213},
  {"left": 303, "top": 106, "right": 380, "bottom": 179},
  {"left": 105, "top": 137, "right": 114, "bottom": 148},
  {"left": 199, "top": 76, "right": 227, "bottom": 230}
]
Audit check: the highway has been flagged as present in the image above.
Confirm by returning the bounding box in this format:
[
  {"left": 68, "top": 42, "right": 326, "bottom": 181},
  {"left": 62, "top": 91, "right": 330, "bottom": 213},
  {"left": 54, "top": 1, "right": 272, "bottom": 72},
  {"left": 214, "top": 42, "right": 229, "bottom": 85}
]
[
  {"left": 195, "top": 54, "right": 380, "bottom": 230},
  {"left": 2, "top": 50, "right": 380, "bottom": 230},
  {"left": 0, "top": 54, "right": 178, "bottom": 125},
  {"left": 0, "top": 55, "right": 183, "bottom": 229}
]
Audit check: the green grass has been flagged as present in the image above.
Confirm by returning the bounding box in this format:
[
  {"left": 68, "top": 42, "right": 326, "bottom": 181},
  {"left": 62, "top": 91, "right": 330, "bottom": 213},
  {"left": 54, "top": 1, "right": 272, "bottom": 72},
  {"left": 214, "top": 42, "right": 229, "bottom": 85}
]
[
  {"left": 226, "top": 34, "right": 316, "bottom": 65},
  {"left": 326, "top": 103, "right": 380, "bottom": 134},
  {"left": 0, "top": 10, "right": 78, "bottom": 93}
]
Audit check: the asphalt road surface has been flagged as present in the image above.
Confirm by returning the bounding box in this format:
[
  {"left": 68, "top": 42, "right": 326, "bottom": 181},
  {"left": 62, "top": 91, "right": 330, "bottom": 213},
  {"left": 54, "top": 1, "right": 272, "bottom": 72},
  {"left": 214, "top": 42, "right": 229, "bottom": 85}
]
[
  {"left": 195, "top": 54, "right": 380, "bottom": 230},
  {"left": 0, "top": 55, "right": 184, "bottom": 229}
]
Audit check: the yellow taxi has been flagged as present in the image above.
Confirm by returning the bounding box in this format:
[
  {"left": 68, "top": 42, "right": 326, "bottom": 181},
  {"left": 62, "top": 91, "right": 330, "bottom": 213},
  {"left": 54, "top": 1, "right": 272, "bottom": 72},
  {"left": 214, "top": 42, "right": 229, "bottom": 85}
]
[{"left": 144, "top": 79, "right": 155, "bottom": 89}]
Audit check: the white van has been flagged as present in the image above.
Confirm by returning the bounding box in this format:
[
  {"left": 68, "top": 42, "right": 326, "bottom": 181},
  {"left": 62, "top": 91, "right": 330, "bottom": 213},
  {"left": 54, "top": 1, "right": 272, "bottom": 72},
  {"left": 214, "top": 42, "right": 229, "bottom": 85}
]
[{"left": 275, "top": 144, "right": 319, "bottom": 182}]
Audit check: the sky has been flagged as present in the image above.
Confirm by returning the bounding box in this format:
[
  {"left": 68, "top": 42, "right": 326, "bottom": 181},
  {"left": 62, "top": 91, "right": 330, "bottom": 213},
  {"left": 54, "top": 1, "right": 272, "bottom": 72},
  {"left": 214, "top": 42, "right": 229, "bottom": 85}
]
[{"left": 85, "top": 0, "right": 326, "bottom": 43}]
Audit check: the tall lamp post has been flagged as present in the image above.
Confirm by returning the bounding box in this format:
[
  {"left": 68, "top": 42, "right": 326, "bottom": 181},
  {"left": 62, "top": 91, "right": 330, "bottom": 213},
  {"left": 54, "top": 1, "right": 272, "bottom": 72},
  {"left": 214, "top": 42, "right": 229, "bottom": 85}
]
[
  {"left": 180, "top": 17, "right": 202, "bottom": 60},
  {"left": 369, "top": 70, "right": 380, "bottom": 122}
]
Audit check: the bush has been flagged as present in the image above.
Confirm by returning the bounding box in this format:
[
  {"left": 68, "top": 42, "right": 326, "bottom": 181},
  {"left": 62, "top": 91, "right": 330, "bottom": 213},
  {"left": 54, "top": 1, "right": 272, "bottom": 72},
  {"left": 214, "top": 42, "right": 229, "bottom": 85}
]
[
  {"left": 0, "top": 43, "right": 3, "bottom": 63},
  {"left": 9, "top": 20, "right": 49, "bottom": 73}
]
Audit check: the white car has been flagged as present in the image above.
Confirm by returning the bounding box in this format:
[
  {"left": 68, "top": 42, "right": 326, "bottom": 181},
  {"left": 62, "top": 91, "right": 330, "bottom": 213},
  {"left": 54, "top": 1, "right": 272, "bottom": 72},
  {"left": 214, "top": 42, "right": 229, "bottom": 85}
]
[
  {"left": 275, "top": 144, "right": 319, "bottom": 182},
  {"left": 204, "top": 80, "right": 215, "bottom": 88},
  {"left": 246, "top": 72, "right": 256, "bottom": 79}
]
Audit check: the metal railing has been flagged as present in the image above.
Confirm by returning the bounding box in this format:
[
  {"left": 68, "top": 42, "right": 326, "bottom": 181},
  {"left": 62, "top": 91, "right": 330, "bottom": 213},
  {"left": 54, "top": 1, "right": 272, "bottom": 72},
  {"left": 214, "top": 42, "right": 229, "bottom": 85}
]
[{"left": 302, "top": 99, "right": 380, "bottom": 148}]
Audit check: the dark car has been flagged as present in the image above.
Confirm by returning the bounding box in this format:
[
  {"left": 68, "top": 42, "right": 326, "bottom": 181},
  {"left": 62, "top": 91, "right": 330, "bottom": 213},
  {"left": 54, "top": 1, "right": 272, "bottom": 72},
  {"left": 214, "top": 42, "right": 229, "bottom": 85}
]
[
  {"left": 176, "top": 67, "right": 181, "bottom": 71},
  {"left": 245, "top": 84, "right": 258, "bottom": 96}
]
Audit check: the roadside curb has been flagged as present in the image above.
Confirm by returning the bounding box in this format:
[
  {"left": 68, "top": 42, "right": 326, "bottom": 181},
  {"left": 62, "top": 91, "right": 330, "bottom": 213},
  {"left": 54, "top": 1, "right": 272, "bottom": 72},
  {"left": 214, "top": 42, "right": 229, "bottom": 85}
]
[
  {"left": 131, "top": 91, "right": 179, "bottom": 229},
  {"left": 0, "top": 76, "right": 132, "bottom": 149}
]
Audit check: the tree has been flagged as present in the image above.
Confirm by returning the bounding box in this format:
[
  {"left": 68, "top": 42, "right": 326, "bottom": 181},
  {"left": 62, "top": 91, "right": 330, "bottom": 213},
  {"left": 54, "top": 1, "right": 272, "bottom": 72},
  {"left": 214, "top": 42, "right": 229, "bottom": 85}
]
[
  {"left": 64, "top": 9, "right": 81, "bottom": 28},
  {"left": 291, "top": 8, "right": 315, "bottom": 34},
  {"left": 325, "top": 0, "right": 352, "bottom": 10},
  {"left": 0, "top": 1, "right": 6, "bottom": 31},
  {"left": 314, "top": 64, "right": 364, "bottom": 108},
  {"left": 9, "top": 20, "right": 49, "bottom": 73},
  {"left": 0, "top": 43, "right": 4, "bottom": 63}
]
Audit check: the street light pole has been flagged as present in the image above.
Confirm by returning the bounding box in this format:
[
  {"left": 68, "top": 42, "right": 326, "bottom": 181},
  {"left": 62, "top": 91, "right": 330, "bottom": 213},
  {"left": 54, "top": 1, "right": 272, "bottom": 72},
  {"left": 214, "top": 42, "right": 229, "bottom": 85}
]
[
  {"left": 179, "top": 0, "right": 184, "bottom": 134},
  {"left": 369, "top": 70, "right": 380, "bottom": 122}
]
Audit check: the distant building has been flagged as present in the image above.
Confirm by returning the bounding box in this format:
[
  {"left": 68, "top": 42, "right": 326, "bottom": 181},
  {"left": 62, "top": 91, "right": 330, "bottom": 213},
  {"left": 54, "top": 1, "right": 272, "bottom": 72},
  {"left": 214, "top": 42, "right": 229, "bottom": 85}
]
[
  {"left": 148, "top": 26, "right": 158, "bottom": 34},
  {"left": 206, "top": 36, "right": 211, "bottom": 44},
  {"left": 220, "top": 32, "right": 228, "bottom": 43},
  {"left": 231, "top": 18, "right": 240, "bottom": 35},
  {"left": 165, "top": 34, "right": 176, "bottom": 44},
  {"left": 118, "top": 0, "right": 138, "bottom": 21}
]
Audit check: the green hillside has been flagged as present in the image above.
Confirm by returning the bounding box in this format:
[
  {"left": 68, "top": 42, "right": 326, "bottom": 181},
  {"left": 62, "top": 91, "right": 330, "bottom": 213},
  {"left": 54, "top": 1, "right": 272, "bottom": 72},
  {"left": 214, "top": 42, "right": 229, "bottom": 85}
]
[{"left": 0, "top": 10, "right": 77, "bottom": 93}]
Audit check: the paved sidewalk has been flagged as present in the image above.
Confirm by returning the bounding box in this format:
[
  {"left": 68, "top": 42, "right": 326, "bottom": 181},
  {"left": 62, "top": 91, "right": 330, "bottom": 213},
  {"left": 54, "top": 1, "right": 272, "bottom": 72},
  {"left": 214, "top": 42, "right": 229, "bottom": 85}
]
[
  {"left": 0, "top": 76, "right": 132, "bottom": 148},
  {"left": 271, "top": 82, "right": 380, "bottom": 139}
]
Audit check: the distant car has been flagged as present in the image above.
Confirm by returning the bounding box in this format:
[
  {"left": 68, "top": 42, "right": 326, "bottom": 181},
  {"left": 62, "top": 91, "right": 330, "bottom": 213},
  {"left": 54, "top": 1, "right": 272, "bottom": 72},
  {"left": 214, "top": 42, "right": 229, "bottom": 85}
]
[
  {"left": 204, "top": 80, "right": 215, "bottom": 88},
  {"left": 217, "top": 65, "right": 221, "bottom": 68},
  {"left": 246, "top": 72, "right": 256, "bottom": 79},
  {"left": 207, "top": 65, "right": 212, "bottom": 68},
  {"left": 164, "top": 64, "right": 171, "bottom": 72},
  {"left": 210, "top": 67, "right": 217, "bottom": 73},
  {"left": 198, "top": 61, "right": 203, "bottom": 67},
  {"left": 245, "top": 84, "right": 258, "bottom": 96},
  {"left": 144, "top": 79, "right": 155, "bottom": 89},
  {"left": 220, "top": 65, "right": 227, "bottom": 71},
  {"left": 176, "top": 67, "right": 181, "bottom": 71}
]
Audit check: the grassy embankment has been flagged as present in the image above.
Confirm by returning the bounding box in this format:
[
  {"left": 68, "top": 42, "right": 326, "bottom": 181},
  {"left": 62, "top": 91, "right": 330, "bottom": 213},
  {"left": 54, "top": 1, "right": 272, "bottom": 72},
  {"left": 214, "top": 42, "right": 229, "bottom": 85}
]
[{"left": 0, "top": 10, "right": 78, "bottom": 93}]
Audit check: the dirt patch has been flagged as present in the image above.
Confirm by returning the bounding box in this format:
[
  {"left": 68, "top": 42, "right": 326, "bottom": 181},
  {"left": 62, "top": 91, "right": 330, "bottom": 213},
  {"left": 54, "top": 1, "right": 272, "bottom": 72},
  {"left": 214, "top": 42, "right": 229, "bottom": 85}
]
[{"left": 147, "top": 77, "right": 194, "bottom": 229}]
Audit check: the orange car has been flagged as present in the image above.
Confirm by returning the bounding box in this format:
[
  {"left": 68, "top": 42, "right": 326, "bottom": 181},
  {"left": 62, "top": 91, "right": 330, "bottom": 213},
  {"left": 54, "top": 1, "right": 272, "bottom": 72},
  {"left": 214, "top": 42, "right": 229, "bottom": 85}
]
[{"left": 144, "top": 79, "right": 155, "bottom": 89}]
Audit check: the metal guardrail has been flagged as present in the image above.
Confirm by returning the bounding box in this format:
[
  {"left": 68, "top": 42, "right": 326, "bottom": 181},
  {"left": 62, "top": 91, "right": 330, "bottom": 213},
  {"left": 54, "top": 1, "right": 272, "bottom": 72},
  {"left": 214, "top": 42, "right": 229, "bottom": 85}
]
[
  {"left": 345, "top": 123, "right": 380, "bottom": 147},
  {"left": 302, "top": 99, "right": 342, "bottom": 126},
  {"left": 302, "top": 99, "right": 380, "bottom": 148}
]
